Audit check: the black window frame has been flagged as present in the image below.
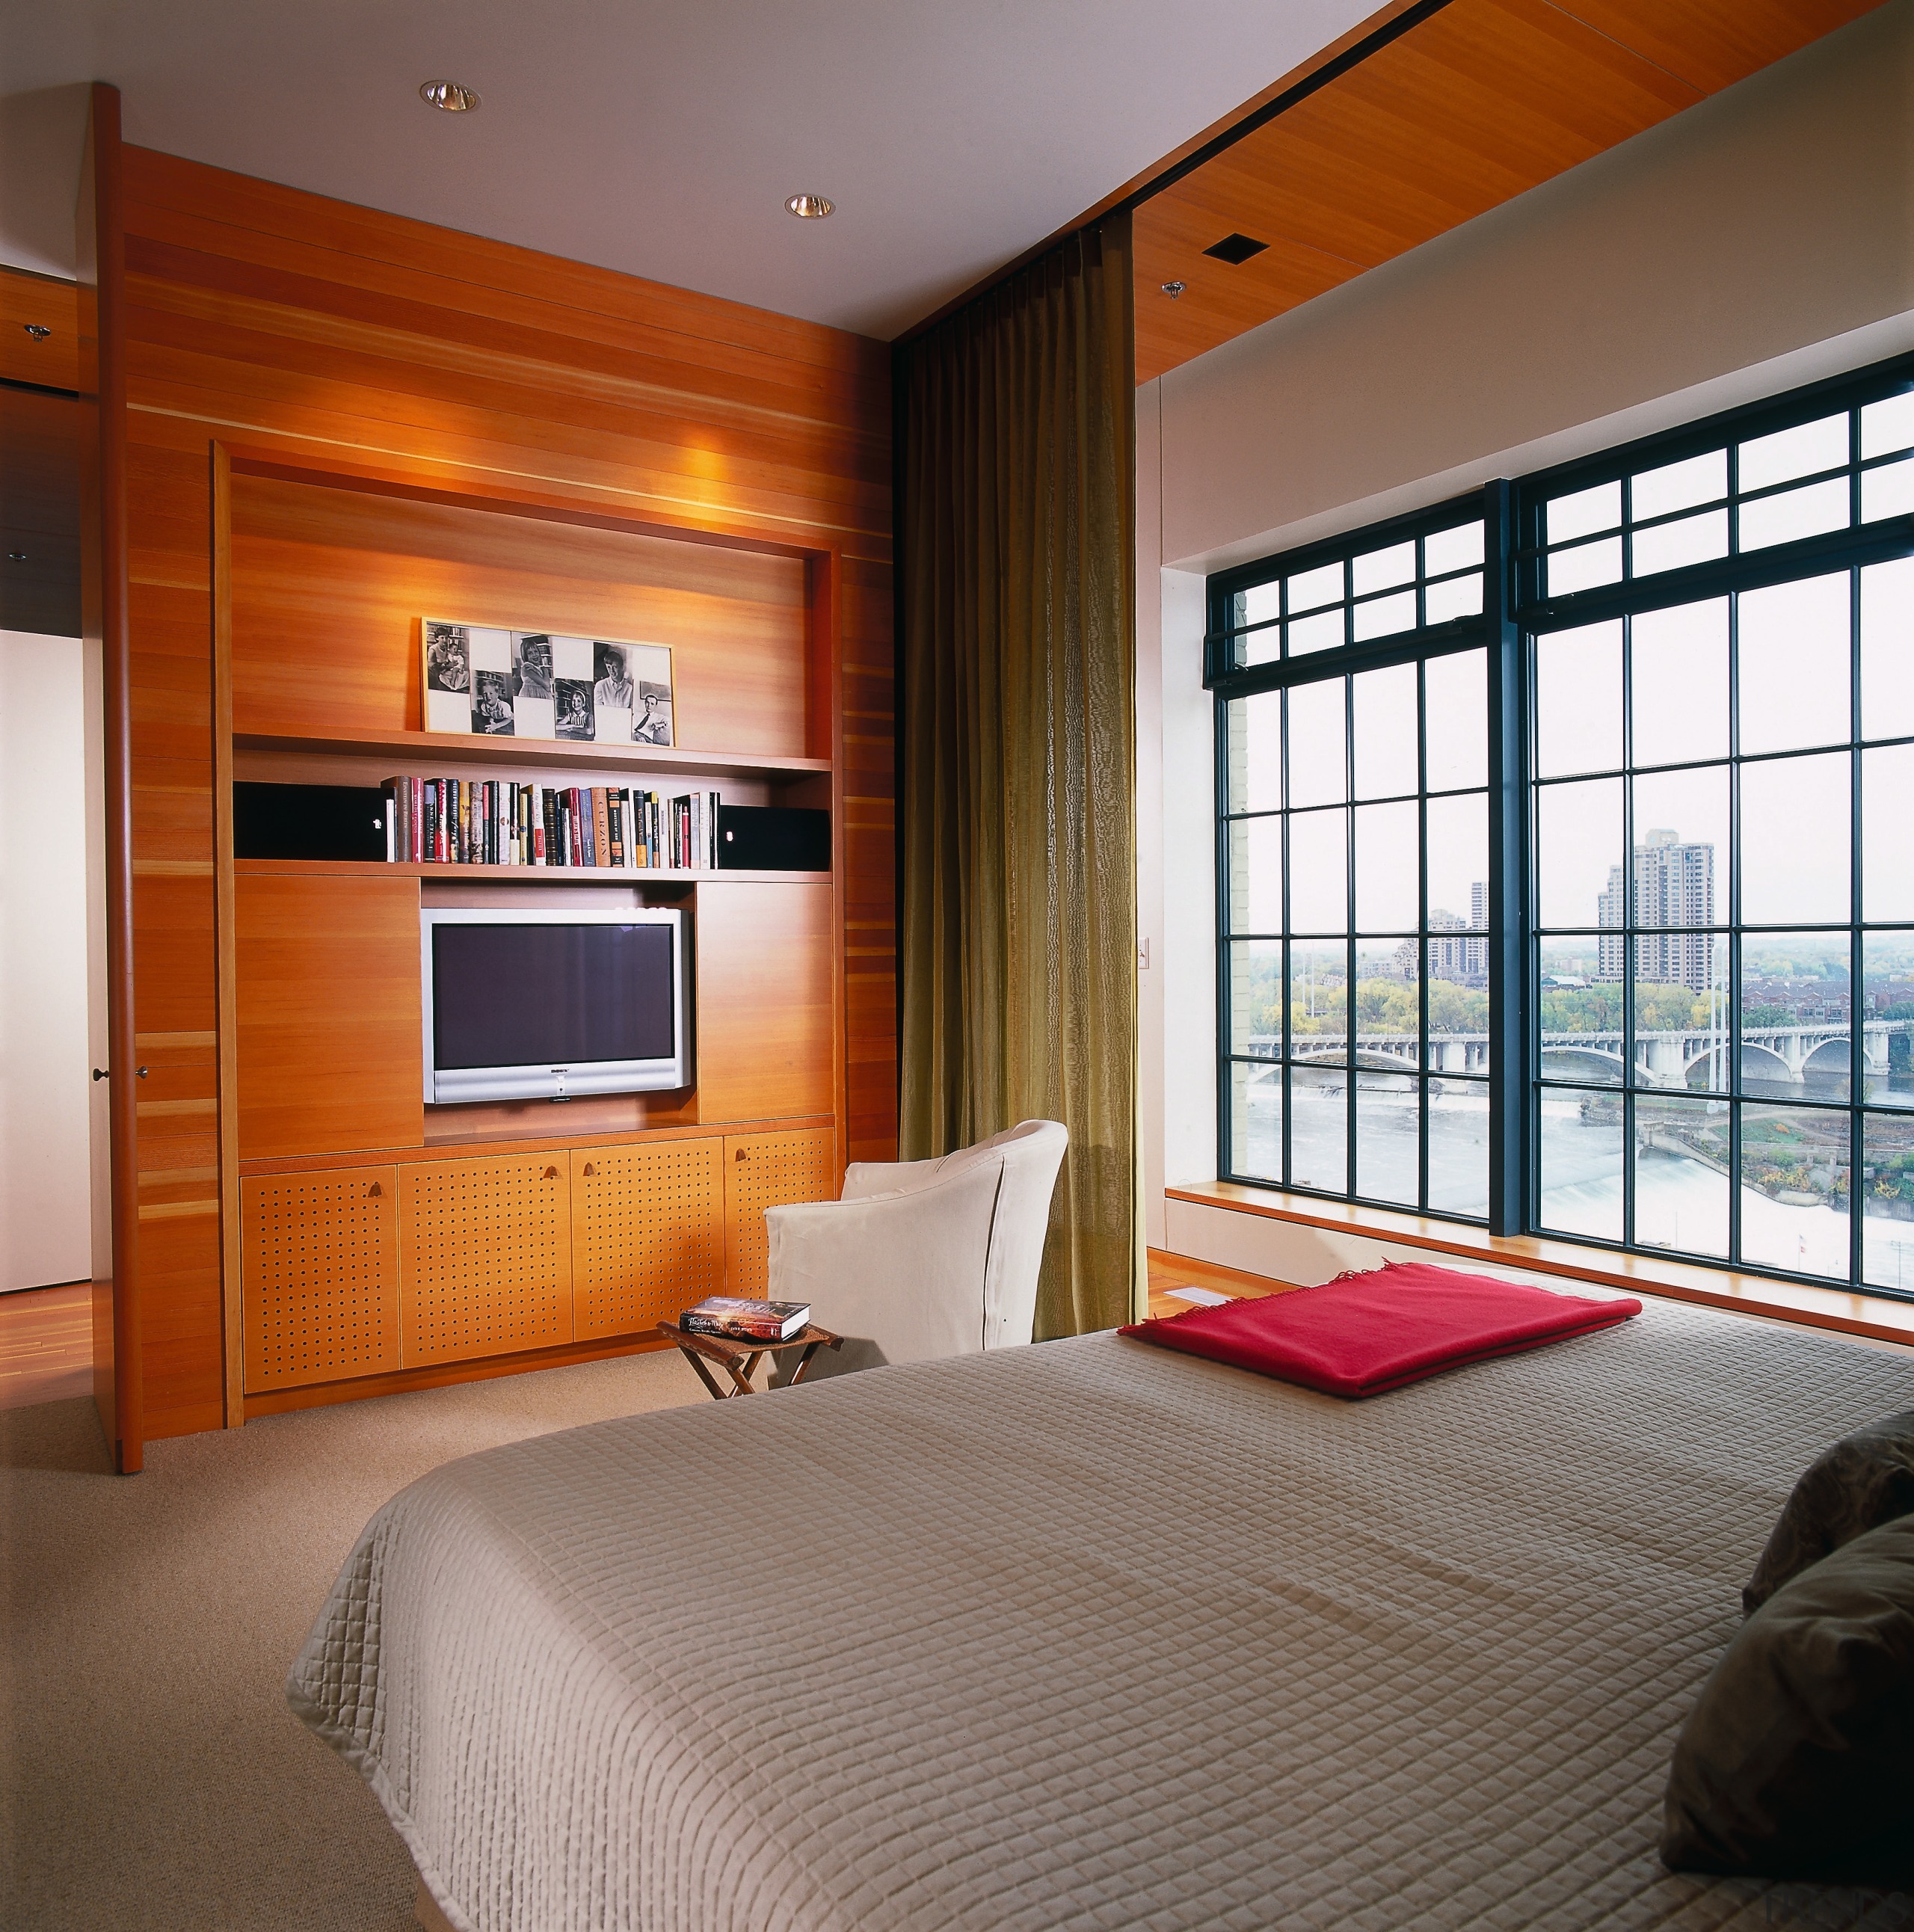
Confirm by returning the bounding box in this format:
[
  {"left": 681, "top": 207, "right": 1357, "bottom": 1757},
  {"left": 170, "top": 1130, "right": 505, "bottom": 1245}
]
[{"left": 1207, "top": 350, "right": 1914, "bottom": 1296}]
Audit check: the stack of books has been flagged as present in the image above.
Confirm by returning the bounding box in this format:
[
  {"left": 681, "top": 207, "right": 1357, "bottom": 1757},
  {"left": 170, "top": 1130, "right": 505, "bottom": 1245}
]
[
  {"left": 677, "top": 1296, "right": 812, "bottom": 1342},
  {"left": 381, "top": 777, "right": 721, "bottom": 871}
]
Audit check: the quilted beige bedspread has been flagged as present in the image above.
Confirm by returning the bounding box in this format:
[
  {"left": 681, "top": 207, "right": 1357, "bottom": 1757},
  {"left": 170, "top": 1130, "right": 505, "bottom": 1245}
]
[{"left": 289, "top": 1298, "right": 1914, "bottom": 1931}]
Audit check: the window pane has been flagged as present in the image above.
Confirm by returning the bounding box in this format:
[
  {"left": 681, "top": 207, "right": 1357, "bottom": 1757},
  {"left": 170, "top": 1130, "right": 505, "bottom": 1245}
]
[
  {"left": 1740, "top": 752, "right": 1850, "bottom": 925},
  {"left": 1646, "top": 935, "right": 1729, "bottom": 1094},
  {"left": 1539, "top": 1087, "right": 1623, "bottom": 1240},
  {"left": 1428, "top": 966, "right": 1490, "bottom": 1074},
  {"left": 1862, "top": 455, "right": 1914, "bottom": 525},
  {"left": 1862, "top": 1112, "right": 1914, "bottom": 1292},
  {"left": 1540, "top": 964, "right": 1625, "bottom": 1089},
  {"left": 1225, "top": 815, "right": 1282, "bottom": 934},
  {"left": 1738, "top": 477, "right": 1850, "bottom": 551},
  {"left": 1352, "top": 589, "right": 1416, "bottom": 642},
  {"left": 1737, "top": 573, "right": 1850, "bottom": 755},
  {"left": 1548, "top": 480, "right": 1621, "bottom": 544},
  {"left": 1862, "top": 932, "right": 1914, "bottom": 1111},
  {"left": 1287, "top": 561, "right": 1343, "bottom": 613},
  {"left": 1861, "top": 557, "right": 1914, "bottom": 743},
  {"left": 1353, "top": 801, "right": 1418, "bottom": 932},
  {"left": 1741, "top": 932, "right": 1853, "bottom": 1103},
  {"left": 1739, "top": 1104, "right": 1851, "bottom": 1279},
  {"left": 1234, "top": 582, "right": 1281, "bottom": 632},
  {"left": 1234, "top": 624, "right": 1281, "bottom": 669},
  {"left": 1285, "top": 680, "right": 1346, "bottom": 806},
  {"left": 1355, "top": 1071, "right": 1419, "bottom": 1207},
  {"left": 1225, "top": 692, "right": 1281, "bottom": 814},
  {"left": 1632, "top": 449, "right": 1726, "bottom": 521},
  {"left": 1288, "top": 810, "right": 1347, "bottom": 932},
  {"left": 1631, "top": 769, "right": 1725, "bottom": 925},
  {"left": 1427, "top": 1077, "right": 1489, "bottom": 1217},
  {"left": 1351, "top": 662, "right": 1418, "bottom": 800},
  {"left": 1425, "top": 522, "right": 1484, "bottom": 575},
  {"left": 1865, "top": 744, "right": 1914, "bottom": 922},
  {"left": 1634, "top": 1095, "right": 1730, "bottom": 1258},
  {"left": 1862, "top": 392, "right": 1914, "bottom": 459},
  {"left": 1353, "top": 541, "right": 1415, "bottom": 595},
  {"left": 1631, "top": 598, "right": 1728, "bottom": 768},
  {"left": 1290, "top": 1064, "right": 1348, "bottom": 1194},
  {"left": 1229, "top": 1060, "right": 1282, "bottom": 1183},
  {"left": 1536, "top": 620, "right": 1622, "bottom": 777},
  {"left": 1425, "top": 791, "right": 1486, "bottom": 940},
  {"left": 1739, "top": 413, "right": 1847, "bottom": 492},
  {"left": 1227, "top": 941, "right": 1284, "bottom": 1053},
  {"left": 1632, "top": 508, "right": 1727, "bottom": 577},
  {"left": 1289, "top": 942, "right": 1347, "bottom": 1043},
  {"left": 1289, "top": 607, "right": 1346, "bottom": 656},
  {"left": 1537, "top": 776, "right": 1622, "bottom": 929},
  {"left": 1424, "top": 650, "right": 1486, "bottom": 792},
  {"left": 1548, "top": 536, "right": 1622, "bottom": 595},
  {"left": 1424, "top": 572, "right": 1483, "bottom": 624}
]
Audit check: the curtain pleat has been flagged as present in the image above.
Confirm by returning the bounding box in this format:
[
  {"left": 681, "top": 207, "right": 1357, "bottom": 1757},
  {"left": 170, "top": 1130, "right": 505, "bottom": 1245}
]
[{"left": 897, "top": 215, "right": 1136, "bottom": 1339}]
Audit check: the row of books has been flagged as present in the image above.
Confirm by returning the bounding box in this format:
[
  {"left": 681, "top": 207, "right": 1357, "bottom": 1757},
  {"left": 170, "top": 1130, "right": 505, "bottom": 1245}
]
[
  {"left": 677, "top": 1296, "right": 812, "bottom": 1342},
  {"left": 381, "top": 777, "right": 721, "bottom": 871}
]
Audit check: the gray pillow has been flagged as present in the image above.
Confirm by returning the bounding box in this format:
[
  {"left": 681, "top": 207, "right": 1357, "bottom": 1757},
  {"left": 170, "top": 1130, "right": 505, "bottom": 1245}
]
[
  {"left": 1744, "top": 1407, "right": 1914, "bottom": 1616},
  {"left": 1661, "top": 1514, "right": 1914, "bottom": 1883}
]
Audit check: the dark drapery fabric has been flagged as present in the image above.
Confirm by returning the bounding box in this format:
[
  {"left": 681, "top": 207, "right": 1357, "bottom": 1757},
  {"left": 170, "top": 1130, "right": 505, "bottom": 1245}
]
[{"left": 896, "top": 215, "right": 1136, "bottom": 1339}]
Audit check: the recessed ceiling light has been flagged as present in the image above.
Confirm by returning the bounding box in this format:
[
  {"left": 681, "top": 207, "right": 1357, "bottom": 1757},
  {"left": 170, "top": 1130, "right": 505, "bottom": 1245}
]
[
  {"left": 784, "top": 194, "right": 834, "bottom": 220},
  {"left": 419, "top": 80, "right": 481, "bottom": 112}
]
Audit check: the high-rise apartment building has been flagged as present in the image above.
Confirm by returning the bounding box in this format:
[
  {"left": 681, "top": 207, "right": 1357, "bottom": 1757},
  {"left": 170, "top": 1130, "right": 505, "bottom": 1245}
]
[
  {"left": 1597, "top": 828, "right": 1715, "bottom": 991},
  {"left": 1400, "top": 884, "right": 1488, "bottom": 985}
]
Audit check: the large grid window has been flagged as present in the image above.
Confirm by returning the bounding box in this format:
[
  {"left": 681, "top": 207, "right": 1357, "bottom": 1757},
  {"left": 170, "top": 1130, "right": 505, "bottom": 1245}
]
[
  {"left": 1216, "top": 504, "right": 1493, "bottom": 1219},
  {"left": 1524, "top": 379, "right": 1914, "bottom": 1296},
  {"left": 1210, "top": 352, "right": 1914, "bottom": 1300}
]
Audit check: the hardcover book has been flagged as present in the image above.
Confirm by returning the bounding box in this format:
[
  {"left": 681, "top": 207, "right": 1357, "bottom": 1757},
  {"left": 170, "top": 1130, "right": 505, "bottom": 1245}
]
[{"left": 677, "top": 1296, "right": 811, "bottom": 1343}]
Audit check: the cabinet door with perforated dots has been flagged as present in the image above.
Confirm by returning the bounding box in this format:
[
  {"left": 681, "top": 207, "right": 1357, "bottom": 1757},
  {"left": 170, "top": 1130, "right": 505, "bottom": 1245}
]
[
  {"left": 570, "top": 1139, "right": 724, "bottom": 1338},
  {"left": 399, "top": 1155, "right": 573, "bottom": 1365},
  {"left": 241, "top": 1166, "right": 399, "bottom": 1391},
  {"left": 722, "top": 1127, "right": 837, "bottom": 1296}
]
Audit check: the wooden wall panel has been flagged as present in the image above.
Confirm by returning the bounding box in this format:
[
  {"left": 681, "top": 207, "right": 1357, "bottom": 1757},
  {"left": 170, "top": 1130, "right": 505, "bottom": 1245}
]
[
  {"left": 235, "top": 872, "right": 424, "bottom": 1160},
  {"left": 694, "top": 882, "right": 836, "bottom": 1127},
  {"left": 116, "top": 144, "right": 893, "bottom": 1433},
  {"left": 230, "top": 478, "right": 810, "bottom": 756},
  {"left": 0, "top": 265, "right": 81, "bottom": 390}
]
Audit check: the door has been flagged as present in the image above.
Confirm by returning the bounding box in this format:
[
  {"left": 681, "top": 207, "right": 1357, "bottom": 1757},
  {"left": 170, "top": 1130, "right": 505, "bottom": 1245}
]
[
  {"left": 570, "top": 1138, "right": 724, "bottom": 1337},
  {"left": 722, "top": 1127, "right": 837, "bottom": 1296}
]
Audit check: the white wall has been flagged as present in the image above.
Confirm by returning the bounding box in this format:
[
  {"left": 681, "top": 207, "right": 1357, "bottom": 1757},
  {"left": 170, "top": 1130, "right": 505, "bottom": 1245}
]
[
  {"left": 1136, "top": 1, "right": 1914, "bottom": 1280},
  {"left": 1, "top": 630, "right": 102, "bottom": 1290}
]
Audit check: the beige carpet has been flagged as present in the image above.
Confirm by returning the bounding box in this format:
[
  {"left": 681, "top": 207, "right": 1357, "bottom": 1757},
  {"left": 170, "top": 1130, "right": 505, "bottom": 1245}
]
[{"left": 0, "top": 1350, "right": 707, "bottom": 1931}]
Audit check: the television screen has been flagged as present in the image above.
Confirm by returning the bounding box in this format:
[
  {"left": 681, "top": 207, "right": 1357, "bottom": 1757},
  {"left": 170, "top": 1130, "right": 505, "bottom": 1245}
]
[{"left": 422, "top": 911, "right": 686, "bottom": 1101}]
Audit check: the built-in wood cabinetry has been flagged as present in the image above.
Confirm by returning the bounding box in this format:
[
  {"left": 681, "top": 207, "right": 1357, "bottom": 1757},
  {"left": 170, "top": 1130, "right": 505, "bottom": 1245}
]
[{"left": 241, "top": 1128, "right": 833, "bottom": 1394}]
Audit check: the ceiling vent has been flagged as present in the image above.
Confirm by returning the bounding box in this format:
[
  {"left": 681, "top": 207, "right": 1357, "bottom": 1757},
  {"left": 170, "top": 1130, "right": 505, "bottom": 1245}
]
[{"left": 1203, "top": 233, "right": 1269, "bottom": 265}]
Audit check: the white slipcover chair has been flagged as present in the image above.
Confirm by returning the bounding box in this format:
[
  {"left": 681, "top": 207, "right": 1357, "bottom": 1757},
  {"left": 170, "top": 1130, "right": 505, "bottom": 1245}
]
[{"left": 762, "top": 1119, "right": 1068, "bottom": 1373}]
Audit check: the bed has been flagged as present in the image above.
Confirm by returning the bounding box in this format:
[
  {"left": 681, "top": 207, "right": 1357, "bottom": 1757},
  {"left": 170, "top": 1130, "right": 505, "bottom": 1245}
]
[{"left": 289, "top": 1296, "right": 1914, "bottom": 1931}]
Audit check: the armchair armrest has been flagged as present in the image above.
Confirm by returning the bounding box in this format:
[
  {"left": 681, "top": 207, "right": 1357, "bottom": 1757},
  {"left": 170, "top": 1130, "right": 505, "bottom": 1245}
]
[{"left": 764, "top": 1157, "right": 1006, "bottom": 1368}]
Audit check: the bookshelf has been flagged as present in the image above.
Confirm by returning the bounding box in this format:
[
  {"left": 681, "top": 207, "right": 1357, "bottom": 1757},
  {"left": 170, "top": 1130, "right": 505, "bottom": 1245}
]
[{"left": 233, "top": 859, "right": 830, "bottom": 886}]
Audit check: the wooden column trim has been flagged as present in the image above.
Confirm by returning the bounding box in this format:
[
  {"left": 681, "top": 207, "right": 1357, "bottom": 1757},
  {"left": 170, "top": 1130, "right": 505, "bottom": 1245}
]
[
  {"left": 87, "top": 81, "right": 142, "bottom": 1473},
  {"left": 212, "top": 443, "right": 244, "bottom": 1425},
  {"left": 809, "top": 547, "right": 849, "bottom": 1189}
]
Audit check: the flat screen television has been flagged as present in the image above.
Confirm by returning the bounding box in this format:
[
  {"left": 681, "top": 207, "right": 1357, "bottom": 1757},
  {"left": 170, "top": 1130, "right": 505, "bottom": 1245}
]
[{"left": 420, "top": 908, "right": 688, "bottom": 1104}]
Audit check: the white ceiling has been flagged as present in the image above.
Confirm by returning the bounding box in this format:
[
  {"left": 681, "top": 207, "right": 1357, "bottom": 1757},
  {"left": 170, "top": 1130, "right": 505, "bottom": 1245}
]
[{"left": 0, "top": 0, "right": 1376, "bottom": 340}]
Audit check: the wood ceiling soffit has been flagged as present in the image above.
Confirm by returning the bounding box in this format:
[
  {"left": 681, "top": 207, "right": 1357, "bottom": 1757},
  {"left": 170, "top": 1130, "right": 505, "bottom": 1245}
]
[
  {"left": 1133, "top": 0, "right": 1873, "bottom": 383},
  {"left": 0, "top": 267, "right": 82, "bottom": 391}
]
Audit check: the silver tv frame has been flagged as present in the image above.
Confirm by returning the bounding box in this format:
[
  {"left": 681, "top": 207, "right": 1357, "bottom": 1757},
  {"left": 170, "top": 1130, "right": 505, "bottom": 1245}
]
[{"left": 420, "top": 906, "right": 689, "bottom": 1104}]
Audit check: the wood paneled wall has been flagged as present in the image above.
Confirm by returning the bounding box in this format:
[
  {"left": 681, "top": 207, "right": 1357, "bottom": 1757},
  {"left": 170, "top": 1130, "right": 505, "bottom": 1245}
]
[{"left": 117, "top": 140, "right": 895, "bottom": 1440}]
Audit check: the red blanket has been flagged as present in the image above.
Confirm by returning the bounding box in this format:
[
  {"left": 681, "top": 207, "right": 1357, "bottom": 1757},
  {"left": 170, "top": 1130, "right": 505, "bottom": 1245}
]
[{"left": 1120, "top": 1261, "right": 1640, "bottom": 1398}]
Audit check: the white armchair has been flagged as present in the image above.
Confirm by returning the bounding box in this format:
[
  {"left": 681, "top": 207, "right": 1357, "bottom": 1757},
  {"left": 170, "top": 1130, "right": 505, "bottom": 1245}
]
[{"left": 763, "top": 1120, "right": 1068, "bottom": 1375}]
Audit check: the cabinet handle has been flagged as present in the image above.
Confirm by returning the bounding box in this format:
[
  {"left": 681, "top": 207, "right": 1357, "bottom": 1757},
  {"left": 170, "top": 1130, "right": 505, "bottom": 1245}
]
[
  {"left": 735, "top": 1146, "right": 748, "bottom": 1162},
  {"left": 543, "top": 1165, "right": 559, "bottom": 1180},
  {"left": 366, "top": 1181, "right": 382, "bottom": 1199},
  {"left": 582, "top": 1162, "right": 596, "bottom": 1177}
]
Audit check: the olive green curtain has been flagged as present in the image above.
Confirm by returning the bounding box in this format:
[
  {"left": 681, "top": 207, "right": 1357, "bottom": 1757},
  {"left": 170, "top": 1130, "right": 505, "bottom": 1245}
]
[{"left": 896, "top": 214, "right": 1136, "bottom": 1339}]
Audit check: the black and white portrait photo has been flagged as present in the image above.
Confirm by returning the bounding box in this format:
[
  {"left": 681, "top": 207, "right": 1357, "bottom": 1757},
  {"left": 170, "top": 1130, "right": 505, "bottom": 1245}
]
[
  {"left": 425, "top": 622, "right": 470, "bottom": 692},
  {"left": 512, "top": 633, "right": 555, "bottom": 700},
  {"left": 473, "top": 670, "right": 514, "bottom": 735},
  {"left": 632, "top": 680, "right": 674, "bottom": 746},
  {"left": 555, "top": 679, "right": 596, "bottom": 741},
  {"left": 593, "top": 642, "right": 634, "bottom": 710}
]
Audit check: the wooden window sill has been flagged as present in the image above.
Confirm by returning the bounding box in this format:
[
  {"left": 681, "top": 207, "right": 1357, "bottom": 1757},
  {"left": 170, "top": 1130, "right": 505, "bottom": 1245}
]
[{"left": 1166, "top": 1181, "right": 1914, "bottom": 1350}]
